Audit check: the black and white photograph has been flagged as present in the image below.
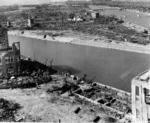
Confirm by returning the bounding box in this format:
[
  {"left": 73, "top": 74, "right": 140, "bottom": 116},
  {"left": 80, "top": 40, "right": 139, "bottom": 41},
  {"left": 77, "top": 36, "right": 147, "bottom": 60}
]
[{"left": 0, "top": 0, "right": 150, "bottom": 122}]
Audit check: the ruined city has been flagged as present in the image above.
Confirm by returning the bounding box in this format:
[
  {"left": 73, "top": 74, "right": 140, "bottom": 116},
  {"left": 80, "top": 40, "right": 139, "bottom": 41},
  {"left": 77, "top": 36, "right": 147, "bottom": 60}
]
[{"left": 0, "top": 0, "right": 150, "bottom": 123}]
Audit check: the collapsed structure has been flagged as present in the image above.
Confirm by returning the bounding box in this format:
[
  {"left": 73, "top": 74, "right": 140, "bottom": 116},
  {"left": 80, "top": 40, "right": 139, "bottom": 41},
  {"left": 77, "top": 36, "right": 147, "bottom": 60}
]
[
  {"left": 70, "top": 69, "right": 150, "bottom": 123},
  {"left": 0, "top": 26, "right": 20, "bottom": 75}
]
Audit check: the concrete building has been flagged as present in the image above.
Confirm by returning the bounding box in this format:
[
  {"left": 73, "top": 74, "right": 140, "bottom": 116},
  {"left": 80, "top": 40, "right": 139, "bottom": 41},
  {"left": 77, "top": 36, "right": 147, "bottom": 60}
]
[
  {"left": 0, "top": 26, "right": 20, "bottom": 75},
  {"left": 7, "top": 21, "right": 11, "bottom": 27},
  {"left": 27, "top": 18, "right": 34, "bottom": 27},
  {"left": 91, "top": 12, "right": 100, "bottom": 19},
  {"left": 132, "top": 70, "right": 150, "bottom": 123}
]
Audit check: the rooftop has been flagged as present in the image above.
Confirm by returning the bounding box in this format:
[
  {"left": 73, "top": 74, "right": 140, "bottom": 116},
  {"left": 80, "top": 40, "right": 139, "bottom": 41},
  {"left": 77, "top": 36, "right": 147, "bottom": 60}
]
[{"left": 134, "top": 69, "right": 150, "bottom": 82}]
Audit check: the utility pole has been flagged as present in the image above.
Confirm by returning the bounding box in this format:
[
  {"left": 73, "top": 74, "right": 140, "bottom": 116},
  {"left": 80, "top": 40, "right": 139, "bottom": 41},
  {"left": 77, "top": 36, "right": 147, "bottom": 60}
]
[
  {"left": 45, "top": 58, "right": 48, "bottom": 66},
  {"left": 49, "top": 58, "right": 53, "bottom": 68}
]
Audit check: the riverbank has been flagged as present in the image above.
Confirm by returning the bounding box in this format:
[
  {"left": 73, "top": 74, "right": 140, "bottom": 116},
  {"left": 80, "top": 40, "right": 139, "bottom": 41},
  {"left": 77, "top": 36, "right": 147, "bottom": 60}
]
[
  {"left": 8, "top": 30, "right": 150, "bottom": 54},
  {"left": 91, "top": 1, "right": 150, "bottom": 17},
  {"left": 122, "top": 21, "right": 149, "bottom": 33},
  {"left": 126, "top": 9, "right": 150, "bottom": 17}
]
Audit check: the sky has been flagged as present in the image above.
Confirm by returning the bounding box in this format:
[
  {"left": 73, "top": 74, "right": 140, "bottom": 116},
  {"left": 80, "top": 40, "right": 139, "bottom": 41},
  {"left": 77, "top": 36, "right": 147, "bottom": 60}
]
[
  {"left": 0, "top": 0, "right": 89, "bottom": 6},
  {"left": 0, "top": 0, "right": 67, "bottom": 5}
]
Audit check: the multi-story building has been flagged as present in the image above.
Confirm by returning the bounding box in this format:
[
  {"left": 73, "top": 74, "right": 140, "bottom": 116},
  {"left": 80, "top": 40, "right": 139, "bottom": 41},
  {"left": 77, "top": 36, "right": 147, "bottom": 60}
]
[
  {"left": 132, "top": 70, "right": 150, "bottom": 123},
  {"left": 0, "top": 26, "right": 20, "bottom": 75}
]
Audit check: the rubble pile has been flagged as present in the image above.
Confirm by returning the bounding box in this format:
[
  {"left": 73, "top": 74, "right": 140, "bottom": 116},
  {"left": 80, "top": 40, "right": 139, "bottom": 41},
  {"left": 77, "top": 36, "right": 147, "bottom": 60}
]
[
  {"left": 0, "top": 98, "right": 21, "bottom": 122},
  {"left": 0, "top": 58, "right": 57, "bottom": 89},
  {"left": 44, "top": 72, "right": 132, "bottom": 121},
  {"left": 38, "top": 20, "right": 150, "bottom": 45},
  {"left": 0, "top": 72, "right": 52, "bottom": 88},
  {"left": 73, "top": 82, "right": 132, "bottom": 120},
  {"left": 4, "top": 3, "right": 149, "bottom": 46},
  {"left": 20, "top": 58, "right": 57, "bottom": 74},
  {"left": 0, "top": 70, "right": 133, "bottom": 122}
]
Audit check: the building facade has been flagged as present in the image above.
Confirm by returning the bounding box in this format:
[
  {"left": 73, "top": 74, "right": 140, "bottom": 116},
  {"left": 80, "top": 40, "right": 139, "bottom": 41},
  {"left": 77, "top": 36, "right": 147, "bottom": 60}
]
[
  {"left": 28, "top": 18, "right": 34, "bottom": 27},
  {"left": 0, "top": 26, "right": 20, "bottom": 75},
  {"left": 132, "top": 70, "right": 150, "bottom": 123}
]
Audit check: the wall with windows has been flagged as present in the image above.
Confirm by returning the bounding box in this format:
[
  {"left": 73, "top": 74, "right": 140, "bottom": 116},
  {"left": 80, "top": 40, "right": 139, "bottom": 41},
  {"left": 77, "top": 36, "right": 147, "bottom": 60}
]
[
  {"left": 5, "top": 56, "right": 14, "bottom": 64},
  {"left": 0, "top": 42, "right": 20, "bottom": 75}
]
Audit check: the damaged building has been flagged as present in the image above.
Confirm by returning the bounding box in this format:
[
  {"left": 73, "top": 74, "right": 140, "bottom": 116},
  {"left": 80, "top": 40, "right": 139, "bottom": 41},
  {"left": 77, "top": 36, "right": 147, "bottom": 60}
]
[
  {"left": 0, "top": 26, "right": 20, "bottom": 75},
  {"left": 132, "top": 70, "right": 150, "bottom": 123}
]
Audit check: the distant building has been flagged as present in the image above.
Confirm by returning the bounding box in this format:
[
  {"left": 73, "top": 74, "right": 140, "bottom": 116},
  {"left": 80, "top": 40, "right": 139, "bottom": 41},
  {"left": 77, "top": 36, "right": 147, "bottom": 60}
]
[
  {"left": 0, "top": 26, "right": 20, "bottom": 75},
  {"left": 28, "top": 18, "right": 34, "bottom": 27},
  {"left": 90, "top": 9, "right": 103, "bottom": 19},
  {"left": 91, "top": 12, "right": 100, "bottom": 19},
  {"left": 7, "top": 22, "right": 11, "bottom": 27}
]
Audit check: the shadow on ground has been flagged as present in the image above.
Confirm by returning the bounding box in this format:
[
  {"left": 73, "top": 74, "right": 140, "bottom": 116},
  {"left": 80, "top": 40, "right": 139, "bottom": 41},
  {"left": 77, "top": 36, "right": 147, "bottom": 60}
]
[{"left": 53, "top": 65, "right": 81, "bottom": 75}]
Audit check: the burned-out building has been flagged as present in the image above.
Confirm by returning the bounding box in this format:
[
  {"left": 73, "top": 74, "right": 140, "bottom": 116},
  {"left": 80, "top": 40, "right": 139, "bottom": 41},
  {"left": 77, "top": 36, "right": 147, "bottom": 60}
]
[
  {"left": 132, "top": 70, "right": 150, "bottom": 123},
  {"left": 0, "top": 26, "right": 20, "bottom": 75}
]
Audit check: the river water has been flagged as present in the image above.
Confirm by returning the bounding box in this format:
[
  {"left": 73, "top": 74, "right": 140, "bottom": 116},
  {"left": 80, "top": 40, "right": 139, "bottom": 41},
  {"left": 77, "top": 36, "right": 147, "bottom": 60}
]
[
  {"left": 90, "top": 5, "right": 150, "bottom": 30},
  {"left": 8, "top": 35, "right": 150, "bottom": 92},
  {"left": 8, "top": 5, "right": 150, "bottom": 92}
]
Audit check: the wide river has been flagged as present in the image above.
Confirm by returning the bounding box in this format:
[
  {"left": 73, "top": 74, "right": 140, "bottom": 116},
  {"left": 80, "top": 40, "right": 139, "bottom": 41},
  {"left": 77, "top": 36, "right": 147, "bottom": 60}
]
[
  {"left": 9, "top": 35, "right": 150, "bottom": 92},
  {"left": 90, "top": 5, "right": 150, "bottom": 30},
  {"left": 8, "top": 5, "right": 150, "bottom": 92}
]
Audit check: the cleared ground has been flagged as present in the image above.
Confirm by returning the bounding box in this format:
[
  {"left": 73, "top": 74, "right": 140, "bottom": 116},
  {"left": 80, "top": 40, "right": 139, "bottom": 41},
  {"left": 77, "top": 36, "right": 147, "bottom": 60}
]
[{"left": 0, "top": 75, "right": 124, "bottom": 123}]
